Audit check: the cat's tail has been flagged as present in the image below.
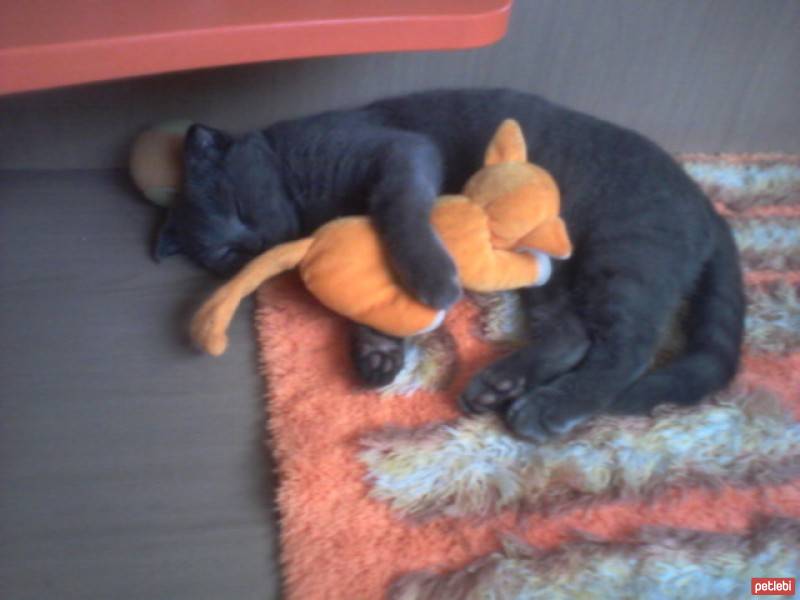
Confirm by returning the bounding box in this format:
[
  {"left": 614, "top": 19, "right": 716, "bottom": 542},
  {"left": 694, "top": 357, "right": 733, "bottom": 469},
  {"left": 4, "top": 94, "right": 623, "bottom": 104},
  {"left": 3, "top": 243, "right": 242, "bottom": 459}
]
[
  {"left": 190, "top": 237, "right": 314, "bottom": 356},
  {"left": 610, "top": 215, "right": 745, "bottom": 414}
]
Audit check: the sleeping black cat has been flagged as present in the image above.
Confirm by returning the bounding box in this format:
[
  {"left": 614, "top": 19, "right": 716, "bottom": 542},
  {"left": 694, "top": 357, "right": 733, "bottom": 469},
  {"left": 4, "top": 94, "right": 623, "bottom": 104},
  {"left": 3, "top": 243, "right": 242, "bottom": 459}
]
[{"left": 156, "top": 89, "right": 744, "bottom": 441}]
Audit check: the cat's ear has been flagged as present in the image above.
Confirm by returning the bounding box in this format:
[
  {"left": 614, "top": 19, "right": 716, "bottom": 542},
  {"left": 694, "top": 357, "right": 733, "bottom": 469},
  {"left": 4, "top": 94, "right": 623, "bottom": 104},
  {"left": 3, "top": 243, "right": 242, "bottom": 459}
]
[
  {"left": 154, "top": 212, "right": 182, "bottom": 261},
  {"left": 484, "top": 119, "right": 527, "bottom": 165},
  {"left": 185, "top": 124, "right": 229, "bottom": 166}
]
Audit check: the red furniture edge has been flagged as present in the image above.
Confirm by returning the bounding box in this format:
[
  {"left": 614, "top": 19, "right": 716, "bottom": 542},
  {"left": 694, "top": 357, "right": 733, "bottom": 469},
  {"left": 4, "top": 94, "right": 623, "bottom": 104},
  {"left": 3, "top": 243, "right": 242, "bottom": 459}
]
[{"left": 0, "top": 1, "right": 512, "bottom": 96}]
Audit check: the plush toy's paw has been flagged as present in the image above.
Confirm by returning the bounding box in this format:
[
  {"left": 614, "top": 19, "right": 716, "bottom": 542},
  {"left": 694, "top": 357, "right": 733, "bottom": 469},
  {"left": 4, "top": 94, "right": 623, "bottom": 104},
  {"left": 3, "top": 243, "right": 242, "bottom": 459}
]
[
  {"left": 459, "top": 364, "right": 527, "bottom": 415},
  {"left": 504, "top": 386, "right": 592, "bottom": 442},
  {"left": 352, "top": 326, "right": 407, "bottom": 387}
]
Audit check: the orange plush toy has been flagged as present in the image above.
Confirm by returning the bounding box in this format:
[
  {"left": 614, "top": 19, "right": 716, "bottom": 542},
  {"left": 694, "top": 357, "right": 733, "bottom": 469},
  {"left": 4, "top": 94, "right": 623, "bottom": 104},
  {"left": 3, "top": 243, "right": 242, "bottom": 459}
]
[{"left": 191, "top": 119, "right": 572, "bottom": 356}]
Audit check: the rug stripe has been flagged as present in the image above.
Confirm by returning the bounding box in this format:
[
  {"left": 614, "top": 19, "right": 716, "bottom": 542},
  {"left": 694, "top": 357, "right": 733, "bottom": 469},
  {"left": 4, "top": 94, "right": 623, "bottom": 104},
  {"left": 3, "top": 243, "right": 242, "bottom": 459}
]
[{"left": 391, "top": 517, "right": 800, "bottom": 600}]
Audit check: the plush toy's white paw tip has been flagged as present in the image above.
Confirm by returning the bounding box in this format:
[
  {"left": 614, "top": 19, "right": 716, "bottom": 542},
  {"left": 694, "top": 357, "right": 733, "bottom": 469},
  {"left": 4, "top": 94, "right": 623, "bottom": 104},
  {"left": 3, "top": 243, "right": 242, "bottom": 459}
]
[
  {"left": 532, "top": 251, "right": 552, "bottom": 286},
  {"left": 419, "top": 310, "right": 447, "bottom": 334},
  {"left": 515, "top": 248, "right": 553, "bottom": 286}
]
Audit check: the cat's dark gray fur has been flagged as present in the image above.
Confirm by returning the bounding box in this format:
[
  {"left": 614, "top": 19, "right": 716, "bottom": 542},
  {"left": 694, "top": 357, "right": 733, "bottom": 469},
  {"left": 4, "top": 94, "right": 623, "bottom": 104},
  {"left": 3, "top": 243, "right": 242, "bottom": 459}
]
[{"left": 157, "top": 89, "right": 744, "bottom": 440}]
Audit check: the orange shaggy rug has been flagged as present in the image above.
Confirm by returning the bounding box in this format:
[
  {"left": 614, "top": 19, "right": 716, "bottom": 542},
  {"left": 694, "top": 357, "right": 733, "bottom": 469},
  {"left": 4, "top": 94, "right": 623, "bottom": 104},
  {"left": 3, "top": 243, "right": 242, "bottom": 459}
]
[{"left": 255, "top": 155, "right": 800, "bottom": 599}]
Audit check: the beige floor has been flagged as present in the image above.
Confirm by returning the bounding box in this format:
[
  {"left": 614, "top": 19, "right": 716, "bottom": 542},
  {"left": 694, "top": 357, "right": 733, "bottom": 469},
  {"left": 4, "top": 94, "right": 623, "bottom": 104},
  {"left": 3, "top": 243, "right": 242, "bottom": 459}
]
[{"left": 0, "top": 170, "right": 280, "bottom": 599}]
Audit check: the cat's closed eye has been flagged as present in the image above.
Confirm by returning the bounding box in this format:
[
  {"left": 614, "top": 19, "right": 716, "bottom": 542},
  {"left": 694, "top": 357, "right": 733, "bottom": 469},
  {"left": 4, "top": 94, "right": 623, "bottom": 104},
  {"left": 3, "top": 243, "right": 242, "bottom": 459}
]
[{"left": 201, "top": 246, "right": 249, "bottom": 275}]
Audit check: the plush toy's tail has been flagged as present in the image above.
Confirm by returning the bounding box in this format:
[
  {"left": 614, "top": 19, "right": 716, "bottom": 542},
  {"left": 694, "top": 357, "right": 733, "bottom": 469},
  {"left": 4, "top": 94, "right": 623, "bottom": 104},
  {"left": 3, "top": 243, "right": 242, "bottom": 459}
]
[
  {"left": 190, "top": 237, "right": 314, "bottom": 356},
  {"left": 610, "top": 215, "right": 745, "bottom": 414}
]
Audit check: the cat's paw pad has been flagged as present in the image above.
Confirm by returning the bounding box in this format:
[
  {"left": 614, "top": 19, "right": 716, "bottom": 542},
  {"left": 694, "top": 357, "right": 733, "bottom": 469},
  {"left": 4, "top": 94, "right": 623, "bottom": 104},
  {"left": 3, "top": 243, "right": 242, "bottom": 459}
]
[
  {"left": 352, "top": 328, "right": 406, "bottom": 387},
  {"left": 460, "top": 368, "right": 527, "bottom": 415}
]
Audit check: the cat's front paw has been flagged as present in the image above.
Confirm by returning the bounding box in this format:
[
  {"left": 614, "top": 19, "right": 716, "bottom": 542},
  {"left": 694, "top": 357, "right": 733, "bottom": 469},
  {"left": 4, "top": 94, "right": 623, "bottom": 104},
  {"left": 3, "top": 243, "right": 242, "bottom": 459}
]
[
  {"left": 408, "top": 262, "right": 461, "bottom": 310},
  {"left": 391, "top": 234, "right": 461, "bottom": 310},
  {"left": 352, "top": 326, "right": 406, "bottom": 387},
  {"left": 505, "top": 386, "right": 591, "bottom": 442}
]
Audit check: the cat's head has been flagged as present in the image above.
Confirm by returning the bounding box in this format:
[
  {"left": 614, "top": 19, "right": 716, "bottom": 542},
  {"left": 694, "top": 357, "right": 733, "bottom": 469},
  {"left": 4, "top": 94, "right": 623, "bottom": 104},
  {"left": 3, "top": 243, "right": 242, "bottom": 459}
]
[{"left": 155, "top": 124, "right": 300, "bottom": 276}]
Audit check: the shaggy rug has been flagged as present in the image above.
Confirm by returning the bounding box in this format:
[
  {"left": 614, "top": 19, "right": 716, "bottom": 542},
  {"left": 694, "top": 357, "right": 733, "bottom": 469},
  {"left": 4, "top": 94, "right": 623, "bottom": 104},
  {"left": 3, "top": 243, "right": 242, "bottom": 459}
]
[{"left": 254, "top": 155, "right": 800, "bottom": 600}]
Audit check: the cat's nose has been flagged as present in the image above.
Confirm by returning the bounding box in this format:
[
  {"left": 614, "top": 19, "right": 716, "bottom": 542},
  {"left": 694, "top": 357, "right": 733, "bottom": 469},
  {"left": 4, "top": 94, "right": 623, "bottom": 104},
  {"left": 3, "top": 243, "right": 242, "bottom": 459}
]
[{"left": 239, "top": 234, "right": 266, "bottom": 256}]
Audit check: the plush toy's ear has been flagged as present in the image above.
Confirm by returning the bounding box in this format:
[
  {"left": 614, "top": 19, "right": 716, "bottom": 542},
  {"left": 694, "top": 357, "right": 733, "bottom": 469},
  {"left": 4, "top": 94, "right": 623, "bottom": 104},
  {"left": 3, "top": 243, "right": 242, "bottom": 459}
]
[
  {"left": 484, "top": 119, "right": 527, "bottom": 165},
  {"left": 154, "top": 212, "right": 182, "bottom": 261}
]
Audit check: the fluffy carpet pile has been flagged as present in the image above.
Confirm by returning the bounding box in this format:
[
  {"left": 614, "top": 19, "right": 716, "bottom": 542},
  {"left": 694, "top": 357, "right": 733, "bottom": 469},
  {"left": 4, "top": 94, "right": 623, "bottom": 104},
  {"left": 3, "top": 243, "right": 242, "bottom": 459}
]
[{"left": 254, "top": 155, "right": 800, "bottom": 599}]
